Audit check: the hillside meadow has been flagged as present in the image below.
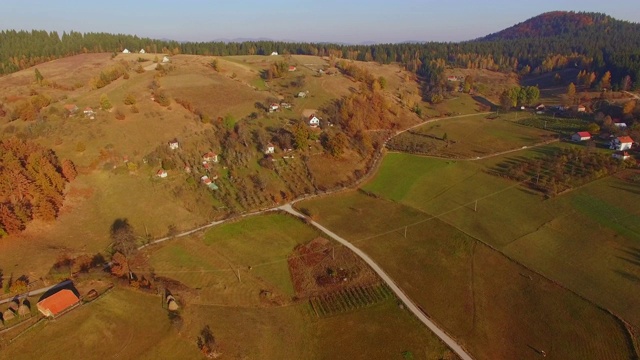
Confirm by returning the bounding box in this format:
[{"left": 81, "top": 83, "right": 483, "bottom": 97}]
[
  {"left": 297, "top": 189, "right": 637, "bottom": 360},
  {"left": 2, "top": 212, "right": 457, "bottom": 359}
]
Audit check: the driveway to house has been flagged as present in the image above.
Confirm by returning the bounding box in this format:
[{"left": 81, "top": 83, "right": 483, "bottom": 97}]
[{"left": 278, "top": 203, "right": 474, "bottom": 360}]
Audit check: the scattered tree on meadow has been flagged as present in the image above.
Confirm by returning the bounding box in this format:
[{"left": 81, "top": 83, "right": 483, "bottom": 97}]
[
  {"left": 100, "top": 94, "right": 112, "bottom": 110},
  {"left": 34, "top": 68, "right": 44, "bottom": 85}
]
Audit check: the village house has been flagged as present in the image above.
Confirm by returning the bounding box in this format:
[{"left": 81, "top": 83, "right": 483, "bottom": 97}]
[
  {"left": 308, "top": 115, "right": 320, "bottom": 127},
  {"left": 64, "top": 104, "right": 78, "bottom": 114},
  {"left": 610, "top": 136, "right": 634, "bottom": 151},
  {"left": 202, "top": 151, "right": 218, "bottom": 163},
  {"left": 122, "top": 49, "right": 130, "bottom": 54},
  {"left": 297, "top": 91, "right": 307, "bottom": 98},
  {"left": 168, "top": 138, "right": 179, "bottom": 150},
  {"left": 612, "top": 151, "right": 631, "bottom": 160},
  {"left": 36, "top": 289, "right": 80, "bottom": 318},
  {"left": 571, "top": 131, "right": 591, "bottom": 142},
  {"left": 162, "top": 56, "right": 170, "bottom": 63},
  {"left": 288, "top": 66, "right": 297, "bottom": 72},
  {"left": 269, "top": 103, "right": 280, "bottom": 112},
  {"left": 156, "top": 169, "right": 168, "bottom": 178},
  {"left": 613, "top": 119, "right": 628, "bottom": 129},
  {"left": 84, "top": 107, "right": 95, "bottom": 119},
  {"left": 264, "top": 143, "right": 275, "bottom": 154},
  {"left": 200, "top": 175, "right": 219, "bottom": 190},
  {"left": 574, "top": 104, "right": 586, "bottom": 112},
  {"left": 139, "top": 49, "right": 146, "bottom": 54}
]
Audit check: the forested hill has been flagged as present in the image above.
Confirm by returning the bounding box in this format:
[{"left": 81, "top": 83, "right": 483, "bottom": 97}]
[
  {"left": 479, "top": 11, "right": 639, "bottom": 40},
  {"left": 1, "top": 11, "right": 640, "bottom": 90}
]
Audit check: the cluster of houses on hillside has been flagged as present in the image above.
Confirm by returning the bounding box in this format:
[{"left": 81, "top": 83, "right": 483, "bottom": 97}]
[
  {"left": 156, "top": 139, "right": 220, "bottom": 190},
  {"left": 571, "top": 131, "right": 636, "bottom": 161}
]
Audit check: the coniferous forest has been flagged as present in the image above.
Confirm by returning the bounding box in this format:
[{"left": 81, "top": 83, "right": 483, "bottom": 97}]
[{"left": 1, "top": 11, "right": 640, "bottom": 90}]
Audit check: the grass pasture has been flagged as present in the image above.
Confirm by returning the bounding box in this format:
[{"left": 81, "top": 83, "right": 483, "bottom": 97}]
[
  {"left": 149, "top": 213, "right": 322, "bottom": 302},
  {"left": 388, "top": 113, "right": 557, "bottom": 158},
  {"left": 298, "top": 190, "right": 637, "bottom": 359},
  {"left": 517, "top": 115, "right": 590, "bottom": 136},
  {"left": 361, "top": 150, "right": 640, "bottom": 329}
]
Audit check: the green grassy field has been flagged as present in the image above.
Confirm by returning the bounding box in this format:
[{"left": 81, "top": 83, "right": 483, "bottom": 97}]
[
  {"left": 298, "top": 190, "right": 637, "bottom": 359},
  {"left": 361, "top": 150, "right": 640, "bottom": 329},
  {"left": 388, "top": 113, "right": 557, "bottom": 158}
]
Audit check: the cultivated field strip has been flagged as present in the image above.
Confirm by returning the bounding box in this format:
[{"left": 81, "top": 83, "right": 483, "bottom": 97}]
[{"left": 309, "top": 284, "right": 393, "bottom": 317}]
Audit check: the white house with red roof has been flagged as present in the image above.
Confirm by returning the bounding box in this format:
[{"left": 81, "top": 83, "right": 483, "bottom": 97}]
[
  {"left": 156, "top": 169, "right": 168, "bottom": 178},
  {"left": 571, "top": 131, "right": 591, "bottom": 142},
  {"left": 168, "top": 138, "right": 179, "bottom": 150},
  {"left": 610, "top": 136, "right": 634, "bottom": 151},
  {"left": 308, "top": 115, "right": 320, "bottom": 127},
  {"left": 202, "top": 151, "right": 218, "bottom": 163},
  {"left": 288, "top": 66, "right": 297, "bottom": 72},
  {"left": 269, "top": 103, "right": 280, "bottom": 112},
  {"left": 264, "top": 143, "right": 275, "bottom": 154}
]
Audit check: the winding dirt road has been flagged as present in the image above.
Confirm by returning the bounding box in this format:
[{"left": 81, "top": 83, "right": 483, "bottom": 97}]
[{"left": 278, "top": 204, "right": 474, "bottom": 360}]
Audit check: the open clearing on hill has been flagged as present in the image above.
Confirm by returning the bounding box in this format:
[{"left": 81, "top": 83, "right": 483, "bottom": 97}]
[
  {"left": 388, "top": 113, "right": 557, "bottom": 158},
  {"left": 297, "top": 190, "right": 637, "bottom": 360}
]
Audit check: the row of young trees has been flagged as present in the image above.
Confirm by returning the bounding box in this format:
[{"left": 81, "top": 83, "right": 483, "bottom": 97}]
[
  {"left": 497, "top": 147, "right": 632, "bottom": 195},
  {"left": 0, "top": 139, "right": 76, "bottom": 236}
]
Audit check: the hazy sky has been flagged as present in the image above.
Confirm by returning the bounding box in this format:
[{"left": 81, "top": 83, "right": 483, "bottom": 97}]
[{"left": 1, "top": 0, "right": 639, "bottom": 43}]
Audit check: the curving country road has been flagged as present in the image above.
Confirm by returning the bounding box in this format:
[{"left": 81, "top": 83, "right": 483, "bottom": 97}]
[{"left": 278, "top": 204, "right": 474, "bottom": 360}]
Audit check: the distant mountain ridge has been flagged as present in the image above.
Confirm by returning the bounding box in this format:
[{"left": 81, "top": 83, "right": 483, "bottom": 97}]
[{"left": 478, "top": 11, "right": 640, "bottom": 41}]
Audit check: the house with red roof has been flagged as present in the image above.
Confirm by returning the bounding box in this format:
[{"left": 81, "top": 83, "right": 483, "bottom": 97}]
[
  {"left": 571, "top": 131, "right": 591, "bottom": 142},
  {"left": 156, "top": 169, "right": 168, "bottom": 178},
  {"left": 288, "top": 66, "right": 297, "bottom": 72},
  {"left": 37, "top": 289, "right": 80, "bottom": 318},
  {"left": 202, "top": 152, "right": 218, "bottom": 163},
  {"left": 610, "top": 136, "right": 634, "bottom": 151}
]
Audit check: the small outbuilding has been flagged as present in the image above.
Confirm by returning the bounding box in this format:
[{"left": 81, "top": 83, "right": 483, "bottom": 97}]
[
  {"left": 139, "top": 49, "right": 146, "bottom": 54},
  {"left": 162, "top": 56, "right": 170, "bottom": 63},
  {"left": 612, "top": 151, "right": 631, "bottom": 160},
  {"left": 156, "top": 169, "right": 168, "bottom": 178},
  {"left": 168, "top": 138, "right": 180, "bottom": 150},
  {"left": 18, "top": 302, "right": 30, "bottom": 317},
  {"left": 571, "top": 131, "right": 591, "bottom": 142},
  {"left": 264, "top": 143, "right": 275, "bottom": 154},
  {"left": 122, "top": 49, "right": 130, "bottom": 54},
  {"left": 3, "top": 309, "right": 15, "bottom": 321}
]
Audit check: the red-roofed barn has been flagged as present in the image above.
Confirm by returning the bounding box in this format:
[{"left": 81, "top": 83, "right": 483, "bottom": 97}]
[
  {"left": 37, "top": 289, "right": 80, "bottom": 318},
  {"left": 571, "top": 131, "right": 591, "bottom": 142}
]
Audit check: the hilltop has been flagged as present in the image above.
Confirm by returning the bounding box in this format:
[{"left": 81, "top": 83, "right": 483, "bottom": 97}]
[{"left": 479, "top": 11, "right": 638, "bottom": 40}]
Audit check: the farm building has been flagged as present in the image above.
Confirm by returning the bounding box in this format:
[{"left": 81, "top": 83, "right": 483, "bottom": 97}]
[
  {"left": 574, "top": 104, "right": 586, "bottom": 112},
  {"left": 18, "top": 301, "right": 30, "bottom": 317},
  {"left": 288, "top": 66, "right": 297, "bottom": 72},
  {"left": 122, "top": 49, "right": 130, "bottom": 54},
  {"left": 202, "top": 152, "right": 219, "bottom": 163},
  {"left": 162, "top": 56, "right": 170, "bottom": 63},
  {"left": 612, "top": 151, "right": 631, "bottom": 160},
  {"left": 64, "top": 104, "right": 78, "bottom": 114},
  {"left": 37, "top": 289, "right": 80, "bottom": 318},
  {"left": 610, "top": 136, "right": 634, "bottom": 151},
  {"left": 308, "top": 115, "right": 320, "bottom": 127},
  {"left": 571, "top": 132, "right": 591, "bottom": 142},
  {"left": 270, "top": 51, "right": 278, "bottom": 56},
  {"left": 535, "top": 104, "right": 545, "bottom": 111},
  {"left": 84, "top": 107, "right": 95, "bottom": 119},
  {"left": 168, "top": 139, "right": 180, "bottom": 150},
  {"left": 297, "top": 91, "right": 307, "bottom": 98},
  {"left": 613, "top": 119, "right": 628, "bottom": 128},
  {"left": 280, "top": 102, "right": 292, "bottom": 109},
  {"left": 139, "top": 49, "right": 146, "bottom": 54},
  {"left": 264, "top": 143, "right": 275, "bottom": 154},
  {"left": 156, "top": 169, "right": 168, "bottom": 178},
  {"left": 269, "top": 103, "right": 280, "bottom": 112},
  {"left": 3, "top": 309, "right": 15, "bottom": 321}
]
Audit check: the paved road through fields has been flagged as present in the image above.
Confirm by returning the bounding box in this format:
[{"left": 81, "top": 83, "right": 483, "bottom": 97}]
[{"left": 278, "top": 203, "right": 475, "bottom": 360}]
